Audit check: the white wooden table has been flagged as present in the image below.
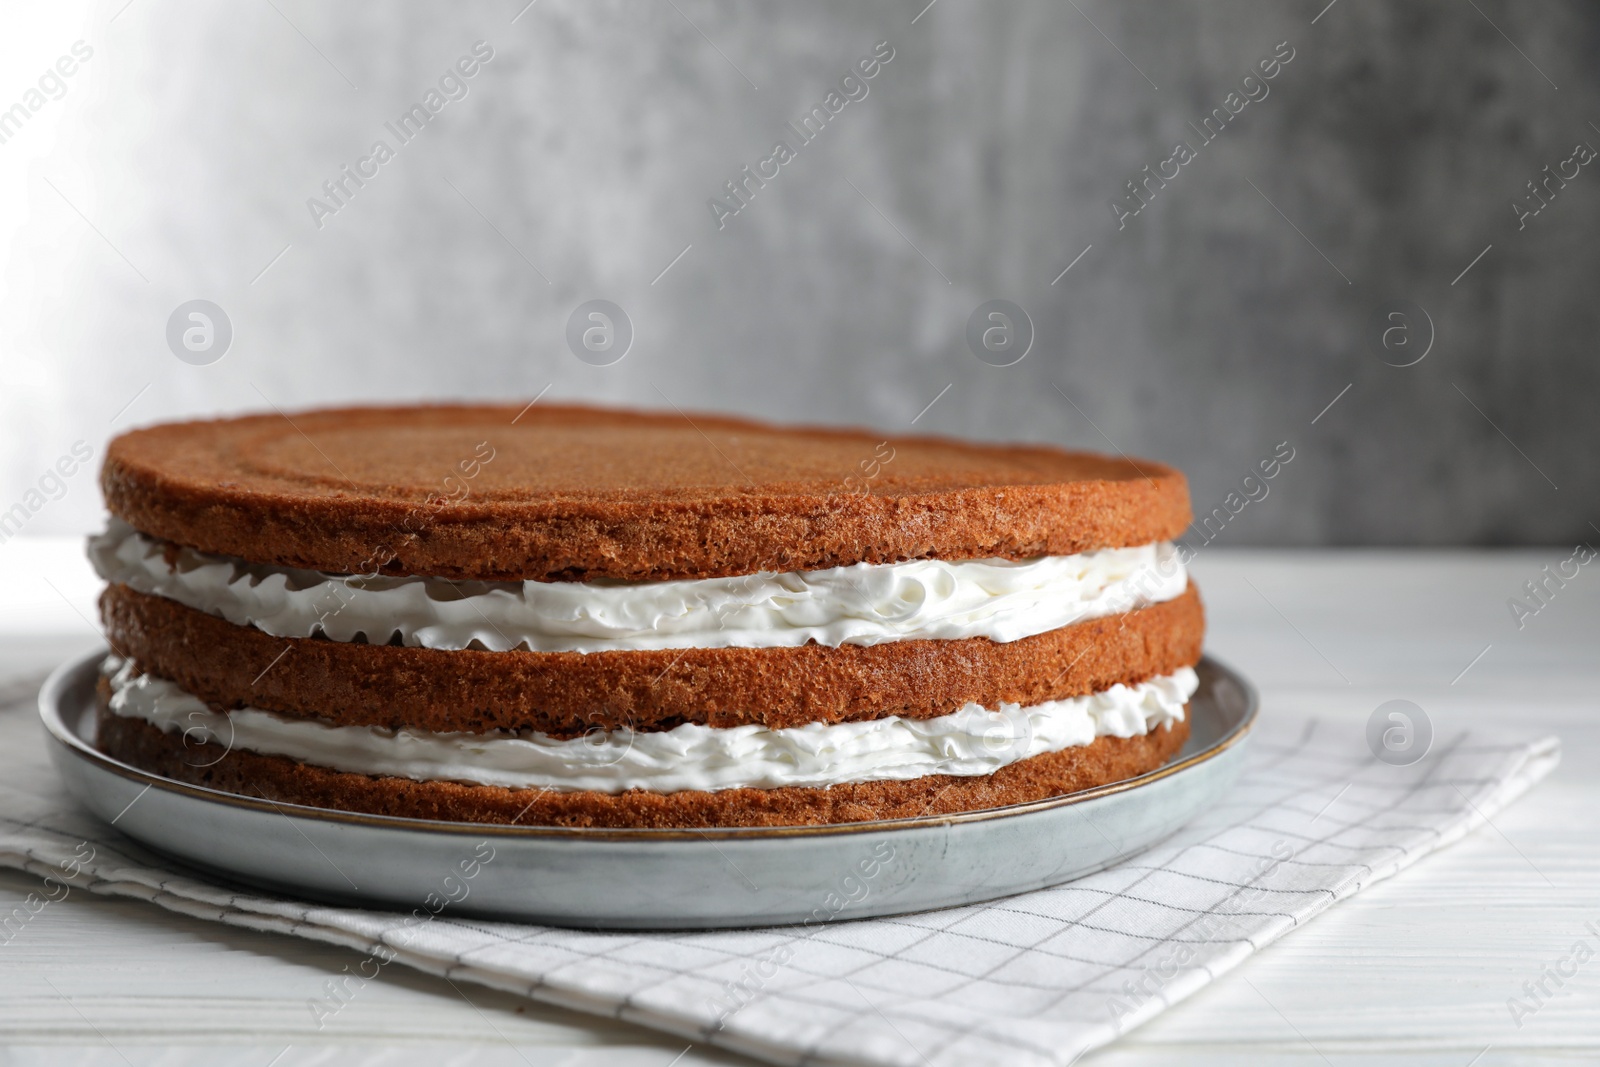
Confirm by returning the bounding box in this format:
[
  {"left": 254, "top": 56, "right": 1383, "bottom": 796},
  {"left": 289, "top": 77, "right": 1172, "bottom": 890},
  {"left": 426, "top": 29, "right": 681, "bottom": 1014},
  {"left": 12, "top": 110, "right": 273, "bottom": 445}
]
[{"left": 1, "top": 538, "right": 1595, "bottom": 1066}]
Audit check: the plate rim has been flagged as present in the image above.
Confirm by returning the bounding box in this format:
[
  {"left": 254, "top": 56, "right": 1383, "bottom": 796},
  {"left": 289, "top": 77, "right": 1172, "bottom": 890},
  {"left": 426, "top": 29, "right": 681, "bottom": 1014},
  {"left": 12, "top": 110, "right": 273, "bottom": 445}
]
[{"left": 40, "top": 646, "right": 1257, "bottom": 842}]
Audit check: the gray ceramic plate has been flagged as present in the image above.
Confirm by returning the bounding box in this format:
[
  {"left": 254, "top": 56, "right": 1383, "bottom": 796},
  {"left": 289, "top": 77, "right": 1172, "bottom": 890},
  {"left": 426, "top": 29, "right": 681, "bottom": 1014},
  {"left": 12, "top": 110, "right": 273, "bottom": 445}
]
[{"left": 40, "top": 648, "right": 1256, "bottom": 929}]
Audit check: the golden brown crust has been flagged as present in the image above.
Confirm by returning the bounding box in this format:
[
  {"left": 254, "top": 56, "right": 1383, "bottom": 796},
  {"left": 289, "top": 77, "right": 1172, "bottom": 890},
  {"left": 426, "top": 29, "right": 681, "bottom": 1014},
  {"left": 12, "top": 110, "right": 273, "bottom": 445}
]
[
  {"left": 94, "top": 700, "right": 1191, "bottom": 828},
  {"left": 101, "top": 582, "right": 1204, "bottom": 736},
  {"left": 102, "top": 404, "right": 1191, "bottom": 581}
]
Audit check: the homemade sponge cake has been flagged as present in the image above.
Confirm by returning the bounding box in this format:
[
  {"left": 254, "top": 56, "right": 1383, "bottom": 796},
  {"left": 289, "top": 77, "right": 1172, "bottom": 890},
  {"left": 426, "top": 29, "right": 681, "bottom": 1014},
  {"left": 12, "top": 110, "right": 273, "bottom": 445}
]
[{"left": 90, "top": 404, "right": 1204, "bottom": 828}]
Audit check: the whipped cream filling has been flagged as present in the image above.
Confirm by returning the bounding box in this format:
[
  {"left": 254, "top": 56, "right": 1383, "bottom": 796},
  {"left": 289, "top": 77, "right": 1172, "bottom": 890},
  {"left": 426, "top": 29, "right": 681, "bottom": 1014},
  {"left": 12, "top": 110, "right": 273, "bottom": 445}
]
[
  {"left": 103, "top": 658, "right": 1197, "bottom": 795},
  {"left": 88, "top": 520, "right": 1187, "bottom": 653}
]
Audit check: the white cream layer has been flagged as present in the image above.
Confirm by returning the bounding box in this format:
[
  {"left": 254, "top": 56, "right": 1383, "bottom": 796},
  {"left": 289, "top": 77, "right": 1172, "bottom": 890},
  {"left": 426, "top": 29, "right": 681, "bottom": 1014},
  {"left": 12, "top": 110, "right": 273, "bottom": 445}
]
[
  {"left": 103, "top": 658, "right": 1197, "bottom": 795},
  {"left": 88, "top": 520, "right": 1187, "bottom": 653}
]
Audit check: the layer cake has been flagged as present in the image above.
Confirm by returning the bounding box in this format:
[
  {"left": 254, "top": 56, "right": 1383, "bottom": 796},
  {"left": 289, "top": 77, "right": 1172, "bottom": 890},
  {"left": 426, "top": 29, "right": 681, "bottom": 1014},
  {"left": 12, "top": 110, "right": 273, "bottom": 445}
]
[{"left": 89, "top": 404, "right": 1204, "bottom": 828}]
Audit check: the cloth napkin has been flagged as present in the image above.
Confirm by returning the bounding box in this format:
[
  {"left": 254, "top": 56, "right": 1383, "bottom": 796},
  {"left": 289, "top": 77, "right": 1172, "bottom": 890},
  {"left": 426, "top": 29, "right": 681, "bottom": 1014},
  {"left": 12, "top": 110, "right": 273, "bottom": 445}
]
[{"left": 0, "top": 670, "right": 1559, "bottom": 1067}]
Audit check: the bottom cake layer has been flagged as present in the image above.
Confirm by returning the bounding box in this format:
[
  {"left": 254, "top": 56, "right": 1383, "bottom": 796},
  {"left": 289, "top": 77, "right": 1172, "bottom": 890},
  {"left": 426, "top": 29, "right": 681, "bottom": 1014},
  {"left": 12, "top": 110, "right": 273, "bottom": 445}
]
[{"left": 95, "top": 702, "right": 1191, "bottom": 829}]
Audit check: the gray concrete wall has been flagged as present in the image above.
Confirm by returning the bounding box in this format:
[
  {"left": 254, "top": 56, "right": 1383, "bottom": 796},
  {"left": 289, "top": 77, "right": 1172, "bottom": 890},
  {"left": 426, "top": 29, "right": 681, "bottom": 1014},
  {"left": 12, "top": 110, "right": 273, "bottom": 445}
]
[{"left": 3, "top": 0, "right": 1595, "bottom": 544}]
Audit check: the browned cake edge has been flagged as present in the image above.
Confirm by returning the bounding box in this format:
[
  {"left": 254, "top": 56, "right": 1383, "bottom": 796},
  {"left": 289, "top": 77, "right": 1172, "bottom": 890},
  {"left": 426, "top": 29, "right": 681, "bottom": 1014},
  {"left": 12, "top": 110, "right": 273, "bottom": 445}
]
[
  {"left": 102, "top": 404, "right": 1192, "bottom": 581},
  {"left": 101, "top": 581, "right": 1205, "bottom": 735},
  {"left": 94, "top": 700, "right": 1192, "bottom": 829}
]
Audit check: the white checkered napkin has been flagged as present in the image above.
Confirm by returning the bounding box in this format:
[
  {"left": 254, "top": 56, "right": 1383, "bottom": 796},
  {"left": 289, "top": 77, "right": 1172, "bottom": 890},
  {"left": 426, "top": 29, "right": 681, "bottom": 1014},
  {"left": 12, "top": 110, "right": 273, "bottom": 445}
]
[{"left": 0, "top": 677, "right": 1559, "bottom": 1067}]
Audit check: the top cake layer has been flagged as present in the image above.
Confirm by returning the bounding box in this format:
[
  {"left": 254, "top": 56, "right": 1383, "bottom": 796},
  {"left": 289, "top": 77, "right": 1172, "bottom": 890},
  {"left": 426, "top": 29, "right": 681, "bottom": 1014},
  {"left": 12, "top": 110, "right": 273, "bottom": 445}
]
[{"left": 102, "top": 404, "right": 1191, "bottom": 582}]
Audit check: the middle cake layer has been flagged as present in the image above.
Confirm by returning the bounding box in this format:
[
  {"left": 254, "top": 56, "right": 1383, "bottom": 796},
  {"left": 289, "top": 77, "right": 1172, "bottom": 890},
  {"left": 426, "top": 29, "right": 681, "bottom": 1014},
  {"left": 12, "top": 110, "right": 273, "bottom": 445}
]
[
  {"left": 103, "top": 657, "right": 1199, "bottom": 793},
  {"left": 101, "top": 581, "right": 1204, "bottom": 735}
]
